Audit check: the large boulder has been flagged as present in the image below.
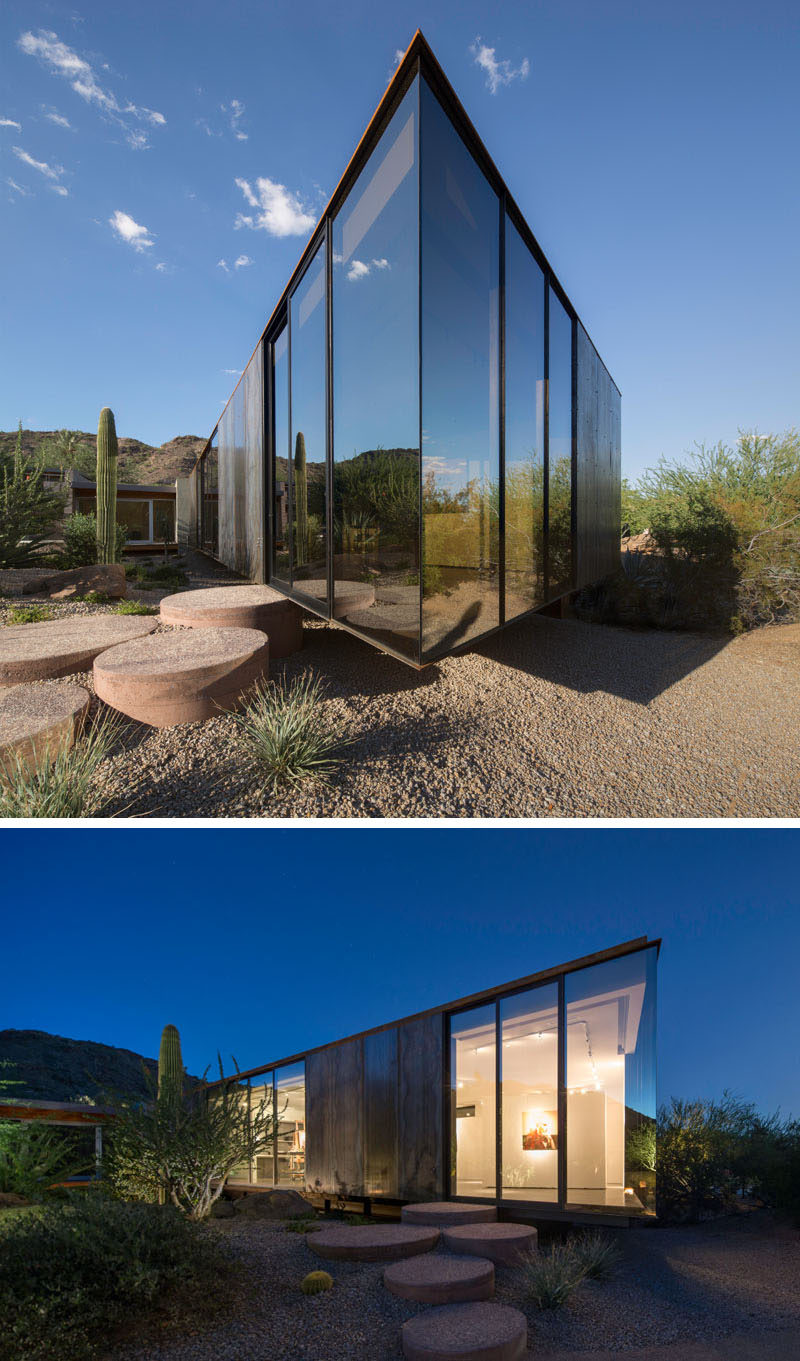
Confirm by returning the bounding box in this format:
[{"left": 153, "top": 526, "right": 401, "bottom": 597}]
[
  {"left": 234, "top": 1189, "right": 314, "bottom": 1220},
  {"left": 23, "top": 563, "right": 127, "bottom": 600}
]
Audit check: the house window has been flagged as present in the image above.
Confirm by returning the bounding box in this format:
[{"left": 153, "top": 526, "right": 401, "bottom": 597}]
[{"left": 116, "top": 500, "right": 151, "bottom": 542}]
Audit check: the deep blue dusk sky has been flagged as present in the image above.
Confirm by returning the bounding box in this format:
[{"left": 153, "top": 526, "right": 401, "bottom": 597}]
[
  {"left": 2, "top": 0, "right": 798, "bottom": 479},
  {"left": 2, "top": 829, "right": 797, "bottom": 1118}
]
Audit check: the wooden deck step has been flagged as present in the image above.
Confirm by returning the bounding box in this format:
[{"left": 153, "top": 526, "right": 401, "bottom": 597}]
[
  {"left": 385, "top": 1253, "right": 494, "bottom": 1305},
  {"left": 401, "top": 1302, "right": 528, "bottom": 1360}
]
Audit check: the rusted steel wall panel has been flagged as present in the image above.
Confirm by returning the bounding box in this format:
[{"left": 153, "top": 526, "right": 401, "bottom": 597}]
[
  {"left": 575, "top": 322, "right": 621, "bottom": 587},
  {"left": 364, "top": 1027, "right": 398, "bottom": 1197},
  {"left": 397, "top": 1011, "right": 443, "bottom": 1200},
  {"left": 305, "top": 1038, "right": 364, "bottom": 1197}
]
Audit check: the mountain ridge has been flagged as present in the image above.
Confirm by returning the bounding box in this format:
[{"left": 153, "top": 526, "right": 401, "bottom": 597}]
[{"left": 0, "top": 430, "right": 207, "bottom": 486}]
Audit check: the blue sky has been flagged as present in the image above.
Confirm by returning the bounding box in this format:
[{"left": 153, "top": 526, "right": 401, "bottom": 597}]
[
  {"left": 1, "top": 0, "right": 798, "bottom": 478},
  {"left": 3, "top": 829, "right": 798, "bottom": 1119}
]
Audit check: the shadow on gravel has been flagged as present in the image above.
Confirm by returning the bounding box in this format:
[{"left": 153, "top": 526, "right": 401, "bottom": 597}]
[{"left": 475, "top": 615, "right": 732, "bottom": 706}]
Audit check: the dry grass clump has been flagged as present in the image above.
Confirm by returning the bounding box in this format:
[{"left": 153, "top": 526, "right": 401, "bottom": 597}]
[
  {"left": 0, "top": 710, "right": 124, "bottom": 818},
  {"left": 230, "top": 673, "right": 352, "bottom": 794}
]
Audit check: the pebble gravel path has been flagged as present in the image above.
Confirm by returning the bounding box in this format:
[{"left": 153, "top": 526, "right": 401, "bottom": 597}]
[
  {"left": 3, "top": 557, "right": 798, "bottom": 818},
  {"left": 111, "top": 1213, "right": 800, "bottom": 1361}
]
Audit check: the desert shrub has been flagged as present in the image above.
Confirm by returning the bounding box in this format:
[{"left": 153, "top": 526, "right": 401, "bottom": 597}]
[
  {"left": 230, "top": 673, "right": 352, "bottom": 794},
  {"left": 140, "top": 563, "right": 188, "bottom": 589},
  {"left": 514, "top": 1239, "right": 587, "bottom": 1309},
  {"left": 0, "top": 710, "right": 123, "bottom": 819},
  {"left": 6, "top": 604, "right": 53, "bottom": 625},
  {"left": 0, "top": 1122, "right": 87, "bottom": 1199},
  {"left": 61, "top": 512, "right": 128, "bottom": 568},
  {"left": 0, "top": 424, "right": 65, "bottom": 568},
  {"left": 0, "top": 1189, "right": 229, "bottom": 1360},
  {"left": 115, "top": 599, "right": 159, "bottom": 615},
  {"left": 572, "top": 1229, "right": 621, "bottom": 1280}
]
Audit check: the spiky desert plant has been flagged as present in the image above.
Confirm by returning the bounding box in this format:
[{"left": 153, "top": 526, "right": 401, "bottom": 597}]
[
  {"left": 294, "top": 431, "right": 308, "bottom": 566},
  {"left": 158, "top": 1025, "right": 184, "bottom": 1109},
  {"left": 301, "top": 1271, "right": 333, "bottom": 1295},
  {"left": 572, "top": 1229, "right": 622, "bottom": 1280},
  {"left": 0, "top": 710, "right": 124, "bottom": 818},
  {"left": 514, "top": 1239, "right": 587, "bottom": 1310},
  {"left": 229, "top": 673, "right": 352, "bottom": 794},
  {"left": 96, "top": 407, "right": 119, "bottom": 564}
]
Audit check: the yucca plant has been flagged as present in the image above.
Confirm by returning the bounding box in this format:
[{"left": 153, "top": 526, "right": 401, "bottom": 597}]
[
  {"left": 514, "top": 1239, "right": 587, "bottom": 1310},
  {"left": 230, "top": 673, "right": 351, "bottom": 794},
  {"left": 0, "top": 710, "right": 124, "bottom": 819},
  {"left": 571, "top": 1229, "right": 622, "bottom": 1280}
]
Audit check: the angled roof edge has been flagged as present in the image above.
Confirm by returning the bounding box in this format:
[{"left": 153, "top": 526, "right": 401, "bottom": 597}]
[
  {"left": 208, "top": 935, "right": 659, "bottom": 1088},
  {"left": 195, "top": 28, "right": 618, "bottom": 471}
]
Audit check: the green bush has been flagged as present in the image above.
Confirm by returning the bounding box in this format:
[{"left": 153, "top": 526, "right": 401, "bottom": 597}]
[
  {"left": 61, "top": 512, "right": 128, "bottom": 568},
  {"left": 0, "top": 1122, "right": 87, "bottom": 1199},
  {"left": 0, "top": 1190, "right": 229, "bottom": 1360},
  {"left": 514, "top": 1239, "right": 587, "bottom": 1309},
  {"left": 115, "top": 599, "right": 159, "bottom": 615},
  {"left": 0, "top": 710, "right": 123, "bottom": 819},
  {"left": 0, "top": 424, "right": 65, "bottom": 568},
  {"left": 230, "top": 673, "right": 352, "bottom": 794},
  {"left": 6, "top": 604, "right": 53, "bottom": 625}
]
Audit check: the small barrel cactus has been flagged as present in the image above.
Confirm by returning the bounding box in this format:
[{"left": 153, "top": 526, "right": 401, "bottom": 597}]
[{"left": 301, "top": 1270, "right": 333, "bottom": 1295}]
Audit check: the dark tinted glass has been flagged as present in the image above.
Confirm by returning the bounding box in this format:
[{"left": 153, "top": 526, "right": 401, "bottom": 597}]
[
  {"left": 332, "top": 79, "right": 420, "bottom": 658},
  {"left": 548, "top": 289, "right": 572, "bottom": 597},
  {"left": 271, "top": 325, "right": 290, "bottom": 582},
  {"left": 505, "top": 219, "right": 545, "bottom": 619},
  {"left": 290, "top": 241, "right": 327, "bottom": 603},
  {"left": 421, "top": 80, "right": 500, "bottom": 658},
  {"left": 566, "top": 947, "right": 657, "bottom": 1215}
]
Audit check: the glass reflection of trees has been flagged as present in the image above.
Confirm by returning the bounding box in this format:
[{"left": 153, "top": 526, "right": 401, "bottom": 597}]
[
  {"left": 290, "top": 243, "right": 327, "bottom": 599},
  {"left": 548, "top": 289, "right": 573, "bottom": 598},
  {"left": 505, "top": 218, "right": 545, "bottom": 619},
  {"left": 332, "top": 80, "right": 420, "bottom": 656},
  {"left": 272, "top": 325, "right": 289, "bottom": 582}
]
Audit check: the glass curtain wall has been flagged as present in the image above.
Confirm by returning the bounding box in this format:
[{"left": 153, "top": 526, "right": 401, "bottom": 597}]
[
  {"left": 450, "top": 1004, "right": 496, "bottom": 1198},
  {"left": 228, "top": 1081, "right": 252, "bottom": 1183},
  {"left": 504, "top": 218, "right": 546, "bottom": 619},
  {"left": 566, "top": 948, "right": 657, "bottom": 1213},
  {"left": 250, "top": 1077, "right": 275, "bottom": 1184},
  {"left": 500, "top": 984, "right": 558, "bottom": 1201},
  {"left": 272, "top": 324, "right": 290, "bottom": 583},
  {"left": 203, "top": 432, "right": 219, "bottom": 556},
  {"left": 289, "top": 242, "right": 328, "bottom": 603},
  {"left": 547, "top": 289, "right": 573, "bottom": 598},
  {"left": 332, "top": 78, "right": 420, "bottom": 657},
  {"left": 275, "top": 1063, "right": 306, "bottom": 1186},
  {"left": 420, "top": 78, "right": 500, "bottom": 658}
]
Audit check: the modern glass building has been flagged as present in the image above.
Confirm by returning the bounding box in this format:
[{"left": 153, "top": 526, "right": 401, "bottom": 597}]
[
  {"left": 217, "top": 937, "right": 657, "bottom": 1222},
  {"left": 188, "top": 32, "right": 621, "bottom": 667}
]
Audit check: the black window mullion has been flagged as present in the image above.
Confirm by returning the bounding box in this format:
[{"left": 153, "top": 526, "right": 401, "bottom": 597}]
[
  {"left": 543, "top": 280, "right": 550, "bottom": 598},
  {"left": 498, "top": 196, "right": 506, "bottom": 627},
  {"left": 494, "top": 1001, "right": 501, "bottom": 1206},
  {"left": 325, "top": 224, "right": 334, "bottom": 620}
]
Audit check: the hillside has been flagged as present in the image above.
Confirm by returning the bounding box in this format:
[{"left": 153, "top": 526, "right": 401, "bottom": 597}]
[
  {"left": 0, "top": 429, "right": 207, "bottom": 486},
  {"left": 0, "top": 1029, "right": 173, "bottom": 1103}
]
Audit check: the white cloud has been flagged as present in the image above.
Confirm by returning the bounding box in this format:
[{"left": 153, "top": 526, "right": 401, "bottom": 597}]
[
  {"left": 470, "top": 37, "right": 530, "bottom": 94},
  {"left": 234, "top": 176, "right": 316, "bottom": 237},
  {"left": 6, "top": 178, "right": 30, "bottom": 196},
  {"left": 43, "top": 109, "right": 72, "bottom": 128},
  {"left": 223, "top": 98, "right": 248, "bottom": 141},
  {"left": 155, "top": 262, "right": 168, "bottom": 272},
  {"left": 109, "top": 209, "right": 154, "bottom": 252},
  {"left": 222, "top": 368, "right": 242, "bottom": 375},
  {"left": 17, "top": 29, "right": 166, "bottom": 148},
  {"left": 217, "top": 258, "right": 230, "bottom": 272},
  {"left": 13, "top": 145, "right": 65, "bottom": 182},
  {"left": 51, "top": 184, "right": 69, "bottom": 196},
  {"left": 346, "top": 256, "right": 391, "bottom": 282},
  {"left": 1, "top": 117, "right": 22, "bottom": 129},
  {"left": 233, "top": 254, "right": 253, "bottom": 269}
]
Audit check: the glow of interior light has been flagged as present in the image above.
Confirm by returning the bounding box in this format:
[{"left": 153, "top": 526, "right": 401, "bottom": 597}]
[
  {"left": 457, "top": 1081, "right": 464, "bottom": 1088},
  {"left": 476, "top": 1045, "right": 492, "bottom": 1053},
  {"left": 624, "top": 1186, "right": 634, "bottom": 1195}
]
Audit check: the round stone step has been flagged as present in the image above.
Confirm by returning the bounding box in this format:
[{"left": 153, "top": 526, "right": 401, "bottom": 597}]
[
  {"left": 442, "top": 1223, "right": 537, "bottom": 1266},
  {"left": 308, "top": 1223, "right": 439, "bottom": 1263},
  {"left": 385, "top": 1253, "right": 494, "bottom": 1305},
  {"left": 402, "top": 1203, "right": 498, "bottom": 1229},
  {"left": 0, "top": 682, "right": 90, "bottom": 778},
  {"left": 401, "top": 1302, "right": 528, "bottom": 1361},
  {"left": 344, "top": 603, "right": 419, "bottom": 640},
  {"left": 0, "top": 616, "right": 159, "bottom": 686},
  {"left": 159, "top": 586, "right": 303, "bottom": 657},
  {"left": 93, "top": 626, "right": 269, "bottom": 728},
  {"left": 293, "top": 578, "right": 376, "bottom": 617}
]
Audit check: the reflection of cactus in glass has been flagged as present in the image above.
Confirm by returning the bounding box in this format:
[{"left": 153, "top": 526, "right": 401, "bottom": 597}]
[
  {"left": 96, "top": 407, "right": 118, "bottom": 564},
  {"left": 294, "top": 432, "right": 307, "bottom": 566},
  {"left": 158, "top": 1023, "right": 183, "bottom": 1108}
]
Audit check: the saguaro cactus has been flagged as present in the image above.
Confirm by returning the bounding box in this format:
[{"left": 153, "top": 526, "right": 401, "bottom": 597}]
[
  {"left": 294, "top": 431, "right": 307, "bottom": 566},
  {"left": 157, "top": 1023, "right": 183, "bottom": 1108},
  {"left": 96, "top": 407, "right": 118, "bottom": 564}
]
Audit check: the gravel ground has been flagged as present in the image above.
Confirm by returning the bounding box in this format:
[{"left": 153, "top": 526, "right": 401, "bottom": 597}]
[
  {"left": 3, "top": 556, "right": 798, "bottom": 818},
  {"left": 112, "top": 1212, "right": 800, "bottom": 1361}
]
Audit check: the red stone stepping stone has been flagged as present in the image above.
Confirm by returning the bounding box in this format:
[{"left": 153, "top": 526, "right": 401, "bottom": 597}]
[
  {"left": 292, "top": 577, "right": 376, "bottom": 617},
  {"left": 345, "top": 603, "right": 419, "bottom": 640},
  {"left": 0, "top": 682, "right": 90, "bottom": 777},
  {"left": 308, "top": 1223, "right": 439, "bottom": 1263},
  {"left": 442, "top": 1223, "right": 537, "bottom": 1266},
  {"left": 385, "top": 1253, "right": 494, "bottom": 1305},
  {"left": 401, "top": 1302, "right": 528, "bottom": 1361},
  {"left": 159, "top": 586, "right": 303, "bottom": 658},
  {"left": 93, "top": 626, "right": 269, "bottom": 728},
  {"left": 0, "top": 616, "right": 159, "bottom": 686},
  {"left": 402, "top": 1203, "right": 498, "bottom": 1228}
]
